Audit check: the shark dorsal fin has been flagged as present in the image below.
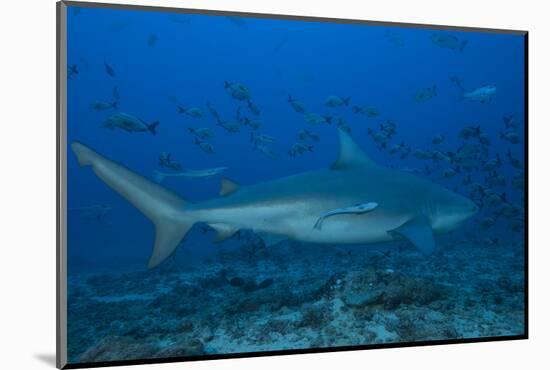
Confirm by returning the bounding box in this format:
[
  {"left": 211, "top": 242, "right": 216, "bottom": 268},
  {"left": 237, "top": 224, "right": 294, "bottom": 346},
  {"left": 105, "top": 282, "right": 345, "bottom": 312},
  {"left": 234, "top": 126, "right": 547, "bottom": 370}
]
[
  {"left": 331, "top": 129, "right": 377, "bottom": 170},
  {"left": 220, "top": 177, "right": 239, "bottom": 196}
]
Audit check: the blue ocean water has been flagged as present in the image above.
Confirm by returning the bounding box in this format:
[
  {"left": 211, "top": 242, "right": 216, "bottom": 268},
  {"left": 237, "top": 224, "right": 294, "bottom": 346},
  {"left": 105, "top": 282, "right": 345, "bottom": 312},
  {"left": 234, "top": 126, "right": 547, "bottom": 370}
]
[{"left": 65, "top": 5, "right": 525, "bottom": 364}]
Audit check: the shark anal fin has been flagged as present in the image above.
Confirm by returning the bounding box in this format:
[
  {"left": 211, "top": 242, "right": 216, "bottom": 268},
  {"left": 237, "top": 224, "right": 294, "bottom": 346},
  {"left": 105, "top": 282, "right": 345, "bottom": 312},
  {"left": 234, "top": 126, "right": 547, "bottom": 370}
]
[
  {"left": 209, "top": 223, "right": 238, "bottom": 242},
  {"left": 388, "top": 215, "right": 435, "bottom": 254},
  {"left": 220, "top": 177, "right": 240, "bottom": 196},
  {"left": 258, "top": 233, "right": 286, "bottom": 247}
]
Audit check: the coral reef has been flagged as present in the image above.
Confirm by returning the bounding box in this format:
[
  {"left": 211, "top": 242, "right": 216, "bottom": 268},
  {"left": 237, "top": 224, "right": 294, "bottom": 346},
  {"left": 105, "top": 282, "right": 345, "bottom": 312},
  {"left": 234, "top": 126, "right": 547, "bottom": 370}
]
[{"left": 67, "top": 237, "right": 525, "bottom": 363}]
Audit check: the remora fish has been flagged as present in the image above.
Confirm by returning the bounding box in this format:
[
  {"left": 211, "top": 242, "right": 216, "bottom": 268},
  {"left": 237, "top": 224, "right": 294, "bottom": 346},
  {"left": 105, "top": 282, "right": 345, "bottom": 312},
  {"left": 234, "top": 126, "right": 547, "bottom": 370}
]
[
  {"left": 153, "top": 167, "right": 228, "bottom": 183},
  {"left": 313, "top": 202, "right": 378, "bottom": 230},
  {"left": 71, "top": 129, "right": 478, "bottom": 268}
]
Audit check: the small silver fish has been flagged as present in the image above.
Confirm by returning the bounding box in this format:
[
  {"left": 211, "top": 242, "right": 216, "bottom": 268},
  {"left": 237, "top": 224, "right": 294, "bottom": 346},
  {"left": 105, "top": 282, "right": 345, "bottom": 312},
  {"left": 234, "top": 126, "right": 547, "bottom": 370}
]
[
  {"left": 325, "top": 95, "right": 350, "bottom": 107},
  {"left": 90, "top": 101, "right": 118, "bottom": 111},
  {"left": 178, "top": 106, "right": 203, "bottom": 118},
  {"left": 103, "top": 113, "right": 159, "bottom": 134},
  {"left": 414, "top": 85, "right": 437, "bottom": 102},
  {"left": 251, "top": 133, "right": 275, "bottom": 144},
  {"left": 353, "top": 105, "right": 379, "bottom": 117},
  {"left": 254, "top": 144, "right": 276, "bottom": 158},
  {"left": 188, "top": 127, "right": 214, "bottom": 139},
  {"left": 224, "top": 81, "right": 251, "bottom": 101},
  {"left": 305, "top": 113, "right": 331, "bottom": 125},
  {"left": 430, "top": 32, "right": 468, "bottom": 52},
  {"left": 463, "top": 85, "right": 496, "bottom": 103},
  {"left": 288, "top": 95, "right": 307, "bottom": 113},
  {"left": 194, "top": 138, "right": 214, "bottom": 153}
]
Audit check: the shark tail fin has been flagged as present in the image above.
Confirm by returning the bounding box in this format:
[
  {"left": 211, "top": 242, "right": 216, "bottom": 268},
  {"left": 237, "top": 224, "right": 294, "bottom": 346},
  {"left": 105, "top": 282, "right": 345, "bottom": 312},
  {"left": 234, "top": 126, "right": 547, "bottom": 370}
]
[{"left": 71, "top": 142, "right": 195, "bottom": 268}]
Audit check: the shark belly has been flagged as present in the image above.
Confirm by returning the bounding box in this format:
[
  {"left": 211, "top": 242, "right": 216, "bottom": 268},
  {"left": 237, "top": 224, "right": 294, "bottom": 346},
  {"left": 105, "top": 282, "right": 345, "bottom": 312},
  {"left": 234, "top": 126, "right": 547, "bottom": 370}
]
[{"left": 188, "top": 187, "right": 413, "bottom": 245}]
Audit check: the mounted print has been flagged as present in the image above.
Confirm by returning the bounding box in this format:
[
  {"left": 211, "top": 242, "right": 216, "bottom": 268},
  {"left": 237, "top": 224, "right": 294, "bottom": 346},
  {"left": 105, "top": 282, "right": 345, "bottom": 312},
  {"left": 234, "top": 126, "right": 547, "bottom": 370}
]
[{"left": 57, "top": 1, "right": 528, "bottom": 368}]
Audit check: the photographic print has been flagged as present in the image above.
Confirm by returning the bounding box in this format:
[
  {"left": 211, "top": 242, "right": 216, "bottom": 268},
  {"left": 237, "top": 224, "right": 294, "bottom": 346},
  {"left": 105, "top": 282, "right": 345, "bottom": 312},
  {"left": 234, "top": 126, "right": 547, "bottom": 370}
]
[{"left": 58, "top": 2, "right": 527, "bottom": 367}]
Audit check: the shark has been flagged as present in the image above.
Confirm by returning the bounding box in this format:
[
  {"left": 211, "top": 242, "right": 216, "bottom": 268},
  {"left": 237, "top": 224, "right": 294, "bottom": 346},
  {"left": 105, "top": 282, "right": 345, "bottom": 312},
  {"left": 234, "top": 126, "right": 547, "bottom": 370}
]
[{"left": 71, "top": 129, "right": 478, "bottom": 268}]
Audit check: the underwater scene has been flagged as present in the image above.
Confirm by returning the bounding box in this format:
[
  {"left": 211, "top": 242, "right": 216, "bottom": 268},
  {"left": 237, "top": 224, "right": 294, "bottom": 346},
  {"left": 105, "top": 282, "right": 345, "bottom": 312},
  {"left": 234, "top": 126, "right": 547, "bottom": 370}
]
[{"left": 65, "top": 5, "right": 526, "bottom": 365}]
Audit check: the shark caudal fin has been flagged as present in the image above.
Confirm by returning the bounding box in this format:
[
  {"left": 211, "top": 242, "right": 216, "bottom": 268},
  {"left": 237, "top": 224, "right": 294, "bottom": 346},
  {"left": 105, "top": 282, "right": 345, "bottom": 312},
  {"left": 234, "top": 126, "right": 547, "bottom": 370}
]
[{"left": 71, "top": 142, "right": 194, "bottom": 268}]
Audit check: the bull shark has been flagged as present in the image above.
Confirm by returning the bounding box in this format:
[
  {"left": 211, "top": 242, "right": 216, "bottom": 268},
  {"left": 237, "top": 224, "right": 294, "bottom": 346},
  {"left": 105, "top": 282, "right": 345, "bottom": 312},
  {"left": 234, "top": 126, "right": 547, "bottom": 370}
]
[{"left": 71, "top": 129, "right": 478, "bottom": 268}]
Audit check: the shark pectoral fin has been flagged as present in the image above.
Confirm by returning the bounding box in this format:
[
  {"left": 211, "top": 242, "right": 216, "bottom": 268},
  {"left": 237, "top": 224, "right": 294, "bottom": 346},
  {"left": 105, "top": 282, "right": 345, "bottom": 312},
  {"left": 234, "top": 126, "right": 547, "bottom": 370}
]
[
  {"left": 258, "top": 233, "right": 287, "bottom": 247},
  {"left": 209, "top": 223, "right": 238, "bottom": 242},
  {"left": 220, "top": 177, "right": 240, "bottom": 196},
  {"left": 388, "top": 216, "right": 435, "bottom": 254}
]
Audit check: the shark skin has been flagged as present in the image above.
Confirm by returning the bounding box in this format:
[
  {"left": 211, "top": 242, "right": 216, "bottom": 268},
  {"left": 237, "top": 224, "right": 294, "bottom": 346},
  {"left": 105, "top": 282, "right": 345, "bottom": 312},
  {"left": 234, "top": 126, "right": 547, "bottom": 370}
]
[{"left": 71, "top": 129, "right": 478, "bottom": 268}]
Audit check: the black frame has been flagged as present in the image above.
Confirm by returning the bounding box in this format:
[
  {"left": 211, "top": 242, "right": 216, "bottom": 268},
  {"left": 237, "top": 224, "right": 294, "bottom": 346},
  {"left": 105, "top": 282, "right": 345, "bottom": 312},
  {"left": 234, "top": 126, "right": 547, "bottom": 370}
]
[{"left": 56, "top": 1, "right": 529, "bottom": 368}]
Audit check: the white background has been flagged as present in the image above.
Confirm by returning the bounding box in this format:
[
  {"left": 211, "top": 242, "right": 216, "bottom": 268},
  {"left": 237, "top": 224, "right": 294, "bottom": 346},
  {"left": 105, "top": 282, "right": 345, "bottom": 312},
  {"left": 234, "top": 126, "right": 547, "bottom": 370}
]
[{"left": 1, "top": 0, "right": 548, "bottom": 369}]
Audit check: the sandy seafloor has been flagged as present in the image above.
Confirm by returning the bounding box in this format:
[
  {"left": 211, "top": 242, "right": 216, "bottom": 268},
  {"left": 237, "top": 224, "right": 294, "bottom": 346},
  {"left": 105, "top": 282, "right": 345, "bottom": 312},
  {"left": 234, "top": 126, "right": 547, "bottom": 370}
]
[{"left": 67, "top": 235, "right": 525, "bottom": 363}]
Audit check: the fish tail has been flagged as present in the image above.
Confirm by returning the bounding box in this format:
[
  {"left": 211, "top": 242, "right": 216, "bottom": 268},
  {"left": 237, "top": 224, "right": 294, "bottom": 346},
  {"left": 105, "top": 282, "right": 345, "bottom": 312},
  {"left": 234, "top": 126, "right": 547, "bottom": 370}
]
[
  {"left": 459, "top": 39, "right": 468, "bottom": 52},
  {"left": 188, "top": 127, "right": 195, "bottom": 134},
  {"left": 352, "top": 106, "right": 360, "bottom": 114},
  {"left": 152, "top": 170, "right": 165, "bottom": 184},
  {"left": 177, "top": 106, "right": 186, "bottom": 114},
  {"left": 148, "top": 121, "right": 160, "bottom": 135},
  {"left": 71, "top": 142, "right": 196, "bottom": 268},
  {"left": 343, "top": 97, "right": 350, "bottom": 106},
  {"left": 450, "top": 76, "right": 465, "bottom": 93},
  {"left": 503, "top": 115, "right": 512, "bottom": 129},
  {"left": 111, "top": 100, "right": 118, "bottom": 110}
]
